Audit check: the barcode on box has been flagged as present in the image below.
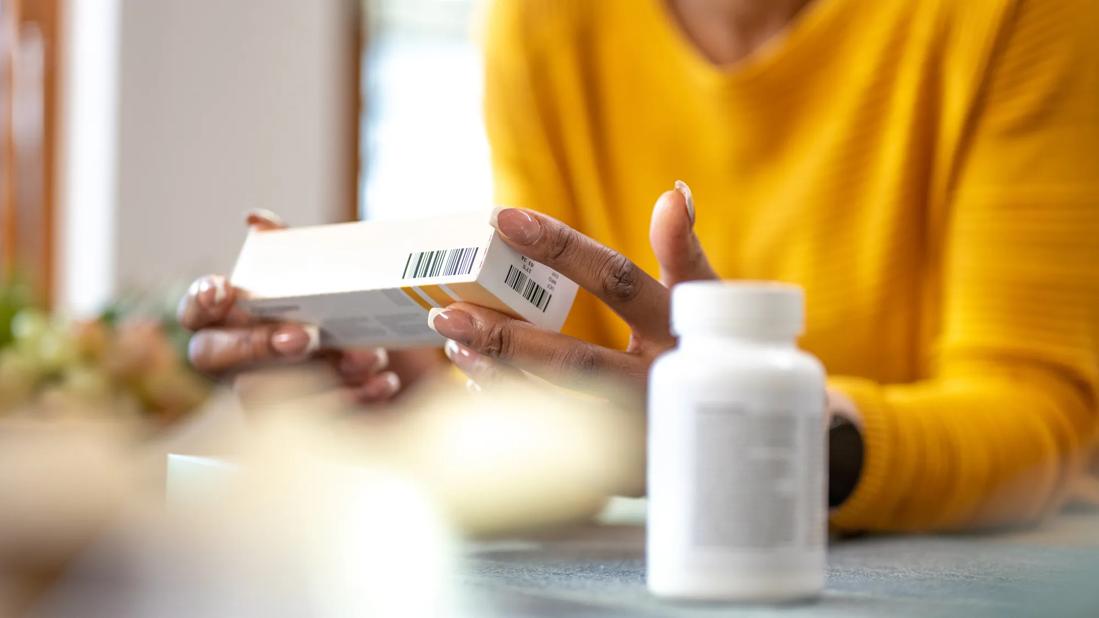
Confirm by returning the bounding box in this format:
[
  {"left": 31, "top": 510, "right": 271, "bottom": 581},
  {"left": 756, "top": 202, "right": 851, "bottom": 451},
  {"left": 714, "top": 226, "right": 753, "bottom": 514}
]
[
  {"left": 402, "top": 247, "right": 479, "bottom": 279},
  {"left": 504, "top": 265, "right": 552, "bottom": 312}
]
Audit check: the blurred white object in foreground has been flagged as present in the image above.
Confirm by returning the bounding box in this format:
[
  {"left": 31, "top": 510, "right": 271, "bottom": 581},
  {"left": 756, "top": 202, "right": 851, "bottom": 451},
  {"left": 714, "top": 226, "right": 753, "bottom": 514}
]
[
  {"left": 4, "top": 361, "right": 645, "bottom": 616},
  {"left": 152, "top": 447, "right": 456, "bottom": 617}
]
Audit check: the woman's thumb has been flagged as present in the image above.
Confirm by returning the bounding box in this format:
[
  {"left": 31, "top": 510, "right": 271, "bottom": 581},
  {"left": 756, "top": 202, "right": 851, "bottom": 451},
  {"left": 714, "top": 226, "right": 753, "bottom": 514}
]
[{"left": 649, "top": 181, "right": 718, "bottom": 286}]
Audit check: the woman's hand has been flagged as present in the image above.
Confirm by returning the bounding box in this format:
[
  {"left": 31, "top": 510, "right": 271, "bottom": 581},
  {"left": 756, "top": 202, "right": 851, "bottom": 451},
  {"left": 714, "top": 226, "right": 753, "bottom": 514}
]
[
  {"left": 177, "top": 210, "right": 402, "bottom": 404},
  {"left": 429, "top": 182, "right": 716, "bottom": 400}
]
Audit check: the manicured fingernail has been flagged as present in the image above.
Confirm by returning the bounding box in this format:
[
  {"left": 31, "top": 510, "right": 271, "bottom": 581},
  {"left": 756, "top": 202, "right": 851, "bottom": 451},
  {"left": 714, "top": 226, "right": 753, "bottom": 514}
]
[
  {"left": 674, "top": 180, "right": 695, "bottom": 225},
  {"left": 427, "top": 308, "right": 444, "bottom": 333},
  {"left": 302, "top": 325, "right": 320, "bottom": 353},
  {"left": 380, "top": 369, "right": 402, "bottom": 393},
  {"left": 244, "top": 208, "right": 285, "bottom": 228},
  {"left": 339, "top": 347, "right": 387, "bottom": 375},
  {"left": 380, "top": 371, "right": 400, "bottom": 394},
  {"left": 444, "top": 339, "right": 482, "bottom": 372},
  {"left": 364, "top": 371, "right": 401, "bottom": 400},
  {"left": 198, "top": 275, "right": 228, "bottom": 310},
  {"left": 347, "top": 347, "right": 391, "bottom": 369},
  {"left": 372, "top": 347, "right": 389, "bottom": 371},
  {"left": 443, "top": 338, "right": 462, "bottom": 361},
  {"left": 427, "top": 308, "right": 476, "bottom": 345},
  {"left": 213, "top": 280, "right": 228, "bottom": 305},
  {"left": 492, "top": 208, "right": 542, "bottom": 245},
  {"left": 271, "top": 324, "right": 319, "bottom": 356}
]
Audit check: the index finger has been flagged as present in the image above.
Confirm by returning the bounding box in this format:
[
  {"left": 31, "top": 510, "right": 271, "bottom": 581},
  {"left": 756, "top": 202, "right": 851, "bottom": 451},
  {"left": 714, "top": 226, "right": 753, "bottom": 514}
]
[
  {"left": 179, "top": 210, "right": 288, "bottom": 331},
  {"left": 491, "top": 208, "right": 669, "bottom": 337},
  {"left": 177, "top": 275, "right": 255, "bottom": 331}
]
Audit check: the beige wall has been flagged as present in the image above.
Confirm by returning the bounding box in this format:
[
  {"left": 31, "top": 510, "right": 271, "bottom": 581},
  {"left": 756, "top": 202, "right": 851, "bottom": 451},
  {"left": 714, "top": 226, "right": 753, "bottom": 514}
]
[{"left": 59, "top": 0, "right": 358, "bottom": 315}]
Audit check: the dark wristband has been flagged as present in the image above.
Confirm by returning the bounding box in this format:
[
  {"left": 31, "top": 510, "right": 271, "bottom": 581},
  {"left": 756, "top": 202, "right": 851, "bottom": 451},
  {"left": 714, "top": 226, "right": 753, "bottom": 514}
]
[{"left": 828, "top": 415, "right": 864, "bottom": 508}]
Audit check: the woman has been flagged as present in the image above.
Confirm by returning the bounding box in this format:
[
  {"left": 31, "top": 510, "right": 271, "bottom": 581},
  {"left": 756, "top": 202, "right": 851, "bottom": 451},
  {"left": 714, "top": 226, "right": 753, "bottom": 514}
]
[{"left": 180, "top": 0, "right": 1099, "bottom": 532}]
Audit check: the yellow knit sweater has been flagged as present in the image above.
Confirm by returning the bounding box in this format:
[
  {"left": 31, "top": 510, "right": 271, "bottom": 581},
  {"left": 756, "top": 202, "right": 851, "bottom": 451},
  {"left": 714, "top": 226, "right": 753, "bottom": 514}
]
[{"left": 481, "top": 0, "right": 1099, "bottom": 531}]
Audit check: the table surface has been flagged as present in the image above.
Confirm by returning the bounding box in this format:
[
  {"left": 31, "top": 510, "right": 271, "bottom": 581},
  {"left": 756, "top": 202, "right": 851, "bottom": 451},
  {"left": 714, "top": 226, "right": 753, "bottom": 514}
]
[{"left": 459, "top": 506, "right": 1099, "bottom": 618}]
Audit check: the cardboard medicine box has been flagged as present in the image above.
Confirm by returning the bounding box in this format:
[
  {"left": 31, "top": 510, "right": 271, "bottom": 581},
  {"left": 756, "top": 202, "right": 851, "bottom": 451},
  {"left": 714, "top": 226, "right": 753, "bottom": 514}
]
[{"left": 229, "top": 213, "right": 580, "bottom": 348}]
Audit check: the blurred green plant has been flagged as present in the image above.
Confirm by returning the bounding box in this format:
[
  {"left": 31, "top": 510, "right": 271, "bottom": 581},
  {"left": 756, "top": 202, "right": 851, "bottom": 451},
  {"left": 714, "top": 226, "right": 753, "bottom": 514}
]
[
  {"left": 0, "top": 277, "right": 211, "bottom": 425},
  {"left": 0, "top": 277, "right": 34, "bottom": 348}
]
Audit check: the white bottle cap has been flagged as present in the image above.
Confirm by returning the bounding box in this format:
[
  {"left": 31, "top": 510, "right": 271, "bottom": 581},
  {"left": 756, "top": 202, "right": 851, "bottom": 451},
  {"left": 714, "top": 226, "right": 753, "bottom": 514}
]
[{"left": 670, "top": 281, "right": 804, "bottom": 338}]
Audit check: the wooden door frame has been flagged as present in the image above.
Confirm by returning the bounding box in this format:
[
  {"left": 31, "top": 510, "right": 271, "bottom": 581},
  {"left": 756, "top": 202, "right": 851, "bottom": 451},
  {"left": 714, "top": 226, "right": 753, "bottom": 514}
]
[
  {"left": 1, "top": 0, "right": 20, "bottom": 279},
  {"left": 2, "top": 0, "right": 364, "bottom": 306},
  {"left": 1, "top": 0, "right": 61, "bottom": 306},
  {"left": 347, "top": 0, "right": 365, "bottom": 222}
]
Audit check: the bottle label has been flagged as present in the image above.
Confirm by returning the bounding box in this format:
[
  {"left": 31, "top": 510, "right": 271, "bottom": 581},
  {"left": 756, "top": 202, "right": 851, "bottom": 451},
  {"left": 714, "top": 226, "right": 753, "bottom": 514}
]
[{"left": 690, "top": 404, "right": 824, "bottom": 550}]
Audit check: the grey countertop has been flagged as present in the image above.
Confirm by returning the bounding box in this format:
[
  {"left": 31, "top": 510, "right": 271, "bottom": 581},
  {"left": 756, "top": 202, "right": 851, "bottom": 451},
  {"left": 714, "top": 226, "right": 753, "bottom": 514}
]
[{"left": 459, "top": 509, "right": 1099, "bottom": 617}]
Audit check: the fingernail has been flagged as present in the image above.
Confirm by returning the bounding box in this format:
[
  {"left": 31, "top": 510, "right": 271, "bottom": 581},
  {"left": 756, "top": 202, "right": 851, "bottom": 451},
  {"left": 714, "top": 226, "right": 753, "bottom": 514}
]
[
  {"left": 492, "top": 208, "right": 542, "bottom": 245},
  {"left": 372, "top": 347, "right": 389, "bottom": 371},
  {"left": 198, "top": 275, "right": 229, "bottom": 310},
  {"left": 380, "top": 371, "right": 400, "bottom": 395},
  {"left": 444, "top": 339, "right": 481, "bottom": 372},
  {"left": 301, "top": 325, "right": 320, "bottom": 353},
  {"left": 674, "top": 180, "right": 695, "bottom": 225},
  {"left": 465, "top": 378, "right": 483, "bottom": 393},
  {"left": 363, "top": 371, "right": 401, "bottom": 400},
  {"left": 427, "top": 308, "right": 476, "bottom": 345},
  {"left": 244, "top": 208, "right": 285, "bottom": 228},
  {"left": 443, "top": 338, "right": 462, "bottom": 361},
  {"left": 427, "top": 308, "right": 444, "bottom": 333},
  {"left": 339, "top": 347, "right": 387, "bottom": 375},
  {"left": 271, "top": 324, "right": 319, "bottom": 356}
]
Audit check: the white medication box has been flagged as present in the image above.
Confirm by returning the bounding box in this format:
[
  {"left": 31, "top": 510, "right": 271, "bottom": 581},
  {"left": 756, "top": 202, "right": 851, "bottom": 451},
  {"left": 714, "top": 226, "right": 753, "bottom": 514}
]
[{"left": 229, "top": 213, "right": 579, "bottom": 348}]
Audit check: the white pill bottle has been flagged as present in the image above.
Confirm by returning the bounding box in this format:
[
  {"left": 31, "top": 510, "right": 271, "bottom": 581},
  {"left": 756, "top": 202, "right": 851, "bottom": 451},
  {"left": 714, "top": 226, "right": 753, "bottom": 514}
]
[{"left": 647, "top": 281, "right": 826, "bottom": 602}]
